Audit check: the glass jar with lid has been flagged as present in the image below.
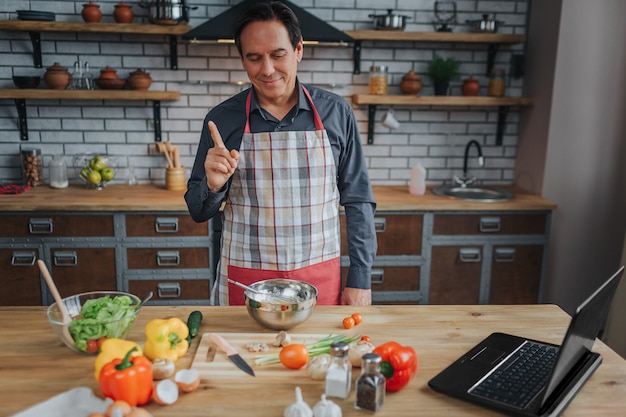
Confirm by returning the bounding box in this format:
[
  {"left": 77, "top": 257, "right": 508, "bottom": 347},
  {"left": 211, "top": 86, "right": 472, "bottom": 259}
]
[
  {"left": 488, "top": 68, "right": 506, "bottom": 97},
  {"left": 49, "top": 155, "right": 69, "bottom": 189},
  {"left": 369, "top": 65, "right": 388, "bottom": 95},
  {"left": 21, "top": 148, "right": 43, "bottom": 187},
  {"left": 355, "top": 353, "right": 386, "bottom": 412}
]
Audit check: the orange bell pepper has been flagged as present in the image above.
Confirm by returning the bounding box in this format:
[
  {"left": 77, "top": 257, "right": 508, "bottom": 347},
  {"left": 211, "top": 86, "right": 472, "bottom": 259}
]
[{"left": 99, "top": 347, "right": 153, "bottom": 406}]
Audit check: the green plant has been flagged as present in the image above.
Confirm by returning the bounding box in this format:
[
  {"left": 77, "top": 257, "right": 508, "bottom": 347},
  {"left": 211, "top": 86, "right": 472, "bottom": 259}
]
[{"left": 427, "top": 55, "right": 460, "bottom": 82}]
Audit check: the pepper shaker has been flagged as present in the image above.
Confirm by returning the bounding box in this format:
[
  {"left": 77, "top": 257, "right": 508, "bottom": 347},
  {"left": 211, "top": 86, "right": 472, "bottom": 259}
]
[{"left": 355, "top": 353, "right": 386, "bottom": 412}]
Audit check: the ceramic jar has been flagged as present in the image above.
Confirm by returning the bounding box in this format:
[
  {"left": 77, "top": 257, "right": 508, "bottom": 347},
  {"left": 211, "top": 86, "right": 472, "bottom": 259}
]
[
  {"left": 43, "top": 63, "right": 71, "bottom": 90},
  {"left": 399, "top": 70, "right": 422, "bottom": 95},
  {"left": 113, "top": 1, "right": 134, "bottom": 23},
  {"left": 99, "top": 66, "right": 120, "bottom": 79},
  {"left": 461, "top": 76, "right": 480, "bottom": 96},
  {"left": 127, "top": 69, "right": 152, "bottom": 90},
  {"left": 82, "top": 0, "right": 102, "bottom": 23}
]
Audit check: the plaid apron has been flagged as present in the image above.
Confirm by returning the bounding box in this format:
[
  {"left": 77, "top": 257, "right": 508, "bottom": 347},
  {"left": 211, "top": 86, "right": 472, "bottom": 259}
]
[{"left": 212, "top": 86, "right": 341, "bottom": 306}]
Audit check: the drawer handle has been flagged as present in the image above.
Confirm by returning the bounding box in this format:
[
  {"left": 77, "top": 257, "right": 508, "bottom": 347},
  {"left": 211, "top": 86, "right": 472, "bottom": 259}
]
[
  {"left": 374, "top": 217, "right": 386, "bottom": 232},
  {"left": 157, "top": 282, "right": 181, "bottom": 298},
  {"left": 53, "top": 251, "right": 78, "bottom": 267},
  {"left": 495, "top": 247, "right": 516, "bottom": 262},
  {"left": 370, "top": 269, "right": 385, "bottom": 285},
  {"left": 459, "top": 248, "right": 481, "bottom": 263},
  {"left": 11, "top": 251, "right": 37, "bottom": 266},
  {"left": 157, "top": 250, "right": 180, "bottom": 266},
  {"left": 155, "top": 217, "right": 179, "bottom": 233},
  {"left": 479, "top": 216, "right": 501, "bottom": 233},
  {"left": 29, "top": 218, "right": 53, "bottom": 234}
]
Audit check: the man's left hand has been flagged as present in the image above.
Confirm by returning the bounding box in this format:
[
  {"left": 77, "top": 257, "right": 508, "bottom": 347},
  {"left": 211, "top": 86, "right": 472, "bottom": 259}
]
[{"left": 341, "top": 288, "right": 372, "bottom": 306}]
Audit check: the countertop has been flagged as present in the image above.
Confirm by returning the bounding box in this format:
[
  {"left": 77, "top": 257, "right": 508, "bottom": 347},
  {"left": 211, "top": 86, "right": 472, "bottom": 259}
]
[
  {"left": 0, "top": 184, "right": 556, "bottom": 212},
  {"left": 1, "top": 305, "right": 624, "bottom": 416}
]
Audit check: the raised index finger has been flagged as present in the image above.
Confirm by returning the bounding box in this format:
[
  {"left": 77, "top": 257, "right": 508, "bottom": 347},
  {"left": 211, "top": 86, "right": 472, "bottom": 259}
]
[{"left": 208, "top": 121, "right": 226, "bottom": 149}]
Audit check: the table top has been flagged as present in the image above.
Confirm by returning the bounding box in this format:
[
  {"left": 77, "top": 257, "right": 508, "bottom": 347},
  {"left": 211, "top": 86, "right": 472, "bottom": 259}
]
[{"left": 2, "top": 304, "right": 624, "bottom": 416}]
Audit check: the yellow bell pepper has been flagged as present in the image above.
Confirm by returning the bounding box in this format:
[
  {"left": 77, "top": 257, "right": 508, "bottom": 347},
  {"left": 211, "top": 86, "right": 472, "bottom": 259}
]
[
  {"left": 144, "top": 317, "right": 189, "bottom": 362},
  {"left": 94, "top": 338, "right": 142, "bottom": 380}
]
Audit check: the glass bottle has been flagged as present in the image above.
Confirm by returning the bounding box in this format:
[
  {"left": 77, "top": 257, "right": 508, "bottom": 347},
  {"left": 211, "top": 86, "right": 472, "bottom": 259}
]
[
  {"left": 49, "top": 155, "right": 69, "bottom": 189},
  {"left": 488, "top": 68, "right": 505, "bottom": 97},
  {"left": 355, "top": 353, "right": 386, "bottom": 412},
  {"left": 325, "top": 341, "right": 351, "bottom": 399},
  {"left": 369, "top": 65, "right": 388, "bottom": 95}
]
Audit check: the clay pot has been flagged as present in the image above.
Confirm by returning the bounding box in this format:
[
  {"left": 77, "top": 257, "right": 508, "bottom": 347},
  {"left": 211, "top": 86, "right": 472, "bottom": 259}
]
[
  {"left": 43, "top": 63, "right": 71, "bottom": 90},
  {"left": 113, "top": 1, "right": 134, "bottom": 24},
  {"left": 99, "top": 66, "right": 120, "bottom": 79},
  {"left": 127, "top": 69, "right": 152, "bottom": 90},
  {"left": 82, "top": 0, "right": 102, "bottom": 23},
  {"left": 461, "top": 76, "right": 480, "bottom": 96},
  {"left": 399, "top": 70, "right": 422, "bottom": 95}
]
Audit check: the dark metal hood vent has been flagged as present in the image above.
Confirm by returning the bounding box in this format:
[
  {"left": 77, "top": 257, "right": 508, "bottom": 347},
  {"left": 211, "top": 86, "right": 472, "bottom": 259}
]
[{"left": 183, "top": 0, "right": 352, "bottom": 45}]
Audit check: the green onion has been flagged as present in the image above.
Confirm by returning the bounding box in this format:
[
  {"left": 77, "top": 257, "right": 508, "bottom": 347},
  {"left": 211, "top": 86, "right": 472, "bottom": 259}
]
[{"left": 254, "top": 334, "right": 361, "bottom": 366}]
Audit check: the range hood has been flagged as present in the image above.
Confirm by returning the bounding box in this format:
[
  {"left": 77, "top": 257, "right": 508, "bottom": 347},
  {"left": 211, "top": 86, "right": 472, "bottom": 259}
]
[{"left": 183, "top": 0, "right": 353, "bottom": 45}]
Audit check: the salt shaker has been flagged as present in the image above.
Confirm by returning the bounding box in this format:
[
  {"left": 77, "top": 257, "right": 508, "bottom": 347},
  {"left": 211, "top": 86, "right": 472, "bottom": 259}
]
[
  {"left": 49, "top": 155, "right": 68, "bottom": 189},
  {"left": 355, "top": 353, "right": 386, "bottom": 412},
  {"left": 325, "top": 341, "right": 351, "bottom": 399}
]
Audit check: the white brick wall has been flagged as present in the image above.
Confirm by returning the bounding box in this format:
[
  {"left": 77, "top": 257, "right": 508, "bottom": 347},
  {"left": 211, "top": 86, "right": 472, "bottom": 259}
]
[{"left": 0, "top": 0, "right": 528, "bottom": 187}]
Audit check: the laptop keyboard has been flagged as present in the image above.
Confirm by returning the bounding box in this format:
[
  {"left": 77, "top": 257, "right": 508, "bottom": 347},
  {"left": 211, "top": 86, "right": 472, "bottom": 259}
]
[{"left": 469, "top": 341, "right": 560, "bottom": 409}]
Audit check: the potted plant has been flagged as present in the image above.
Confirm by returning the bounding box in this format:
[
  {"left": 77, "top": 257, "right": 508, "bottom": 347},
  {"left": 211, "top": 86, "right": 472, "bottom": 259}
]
[{"left": 427, "top": 55, "right": 460, "bottom": 96}]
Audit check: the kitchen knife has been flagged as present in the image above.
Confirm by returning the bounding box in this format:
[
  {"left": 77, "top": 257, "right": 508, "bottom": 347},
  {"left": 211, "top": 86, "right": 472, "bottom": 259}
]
[{"left": 207, "top": 333, "right": 255, "bottom": 377}]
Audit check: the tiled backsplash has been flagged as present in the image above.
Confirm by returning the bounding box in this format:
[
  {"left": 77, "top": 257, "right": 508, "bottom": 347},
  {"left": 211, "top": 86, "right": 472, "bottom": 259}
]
[{"left": 0, "top": 0, "right": 528, "bottom": 187}]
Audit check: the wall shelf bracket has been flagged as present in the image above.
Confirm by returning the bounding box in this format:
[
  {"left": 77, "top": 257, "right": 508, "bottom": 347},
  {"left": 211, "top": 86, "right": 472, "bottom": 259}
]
[
  {"left": 28, "top": 31, "right": 43, "bottom": 68},
  {"left": 15, "top": 99, "right": 29, "bottom": 141},
  {"left": 367, "top": 104, "right": 377, "bottom": 144},
  {"left": 153, "top": 100, "right": 162, "bottom": 142},
  {"left": 169, "top": 35, "right": 178, "bottom": 70},
  {"left": 496, "top": 105, "right": 510, "bottom": 146},
  {"left": 352, "top": 41, "right": 362, "bottom": 74},
  {"left": 487, "top": 44, "right": 500, "bottom": 75}
]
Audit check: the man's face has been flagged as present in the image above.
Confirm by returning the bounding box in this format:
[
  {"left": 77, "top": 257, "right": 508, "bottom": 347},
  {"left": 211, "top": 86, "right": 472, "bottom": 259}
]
[{"left": 239, "top": 20, "right": 302, "bottom": 105}]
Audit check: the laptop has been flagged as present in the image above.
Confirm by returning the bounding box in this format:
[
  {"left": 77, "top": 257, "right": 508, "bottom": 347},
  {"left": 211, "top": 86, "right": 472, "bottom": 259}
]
[{"left": 429, "top": 266, "right": 624, "bottom": 417}]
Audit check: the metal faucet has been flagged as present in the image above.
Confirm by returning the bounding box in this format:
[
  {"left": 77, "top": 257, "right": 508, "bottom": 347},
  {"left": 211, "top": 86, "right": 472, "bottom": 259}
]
[{"left": 453, "top": 140, "right": 484, "bottom": 187}]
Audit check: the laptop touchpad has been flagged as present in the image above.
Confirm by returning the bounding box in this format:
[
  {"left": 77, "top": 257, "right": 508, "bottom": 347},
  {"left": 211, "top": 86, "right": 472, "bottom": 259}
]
[{"left": 471, "top": 347, "right": 506, "bottom": 365}]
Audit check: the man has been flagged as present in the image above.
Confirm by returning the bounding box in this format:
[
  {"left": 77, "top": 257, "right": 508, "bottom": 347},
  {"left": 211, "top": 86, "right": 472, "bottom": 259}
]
[{"left": 185, "top": 1, "right": 376, "bottom": 306}]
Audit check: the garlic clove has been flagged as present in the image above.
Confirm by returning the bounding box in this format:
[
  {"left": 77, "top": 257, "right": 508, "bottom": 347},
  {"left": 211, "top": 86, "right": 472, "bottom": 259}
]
[{"left": 313, "top": 394, "right": 342, "bottom": 417}]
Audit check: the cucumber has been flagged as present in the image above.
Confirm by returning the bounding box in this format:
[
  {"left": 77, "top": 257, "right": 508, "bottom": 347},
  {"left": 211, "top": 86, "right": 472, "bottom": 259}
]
[{"left": 187, "top": 310, "right": 203, "bottom": 338}]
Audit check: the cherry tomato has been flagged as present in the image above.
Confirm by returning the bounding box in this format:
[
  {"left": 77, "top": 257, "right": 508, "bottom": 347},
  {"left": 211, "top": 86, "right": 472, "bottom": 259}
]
[
  {"left": 96, "top": 337, "right": 108, "bottom": 350},
  {"left": 351, "top": 312, "right": 363, "bottom": 325},
  {"left": 86, "top": 339, "right": 98, "bottom": 353},
  {"left": 342, "top": 316, "right": 356, "bottom": 329},
  {"left": 361, "top": 335, "right": 371, "bottom": 342},
  {"left": 279, "top": 344, "right": 309, "bottom": 369}
]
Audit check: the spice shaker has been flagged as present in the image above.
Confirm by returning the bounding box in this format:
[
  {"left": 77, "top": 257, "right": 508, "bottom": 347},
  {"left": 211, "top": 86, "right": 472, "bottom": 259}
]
[
  {"left": 21, "top": 149, "right": 43, "bottom": 187},
  {"left": 355, "top": 353, "right": 386, "bottom": 412},
  {"left": 369, "top": 65, "right": 388, "bottom": 95},
  {"left": 49, "top": 155, "right": 69, "bottom": 189},
  {"left": 325, "top": 341, "right": 352, "bottom": 399}
]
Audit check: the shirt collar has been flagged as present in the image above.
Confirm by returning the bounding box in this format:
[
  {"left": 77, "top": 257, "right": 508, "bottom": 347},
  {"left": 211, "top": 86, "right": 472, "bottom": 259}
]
[{"left": 249, "top": 79, "right": 311, "bottom": 121}]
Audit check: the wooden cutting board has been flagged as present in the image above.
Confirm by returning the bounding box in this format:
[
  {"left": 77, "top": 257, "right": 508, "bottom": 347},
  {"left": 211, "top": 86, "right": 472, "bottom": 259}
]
[{"left": 190, "top": 332, "right": 331, "bottom": 381}]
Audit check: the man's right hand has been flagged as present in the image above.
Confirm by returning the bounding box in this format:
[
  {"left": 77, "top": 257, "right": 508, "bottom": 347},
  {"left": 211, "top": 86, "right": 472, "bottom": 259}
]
[{"left": 204, "top": 121, "right": 240, "bottom": 192}]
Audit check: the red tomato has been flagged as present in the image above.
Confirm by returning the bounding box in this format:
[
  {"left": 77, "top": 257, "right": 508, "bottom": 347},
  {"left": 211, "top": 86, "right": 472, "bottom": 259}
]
[
  {"left": 86, "top": 339, "right": 98, "bottom": 353},
  {"left": 351, "top": 312, "right": 363, "bottom": 325},
  {"left": 96, "top": 337, "right": 108, "bottom": 350},
  {"left": 342, "top": 316, "right": 356, "bottom": 329},
  {"left": 279, "top": 344, "right": 309, "bottom": 369},
  {"left": 361, "top": 335, "right": 371, "bottom": 342}
]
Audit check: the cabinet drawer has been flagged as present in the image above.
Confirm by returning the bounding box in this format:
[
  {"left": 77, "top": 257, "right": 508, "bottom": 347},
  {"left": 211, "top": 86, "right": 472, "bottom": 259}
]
[
  {"left": 341, "top": 266, "right": 420, "bottom": 292},
  {"left": 0, "top": 249, "right": 42, "bottom": 305},
  {"left": 1, "top": 214, "right": 114, "bottom": 237},
  {"left": 125, "top": 214, "right": 209, "bottom": 237},
  {"left": 429, "top": 246, "right": 482, "bottom": 304},
  {"left": 340, "top": 213, "right": 422, "bottom": 256},
  {"left": 49, "top": 248, "right": 117, "bottom": 296},
  {"left": 128, "top": 280, "right": 210, "bottom": 301},
  {"left": 433, "top": 213, "right": 546, "bottom": 235},
  {"left": 489, "top": 245, "right": 543, "bottom": 304},
  {"left": 127, "top": 248, "right": 209, "bottom": 269}
]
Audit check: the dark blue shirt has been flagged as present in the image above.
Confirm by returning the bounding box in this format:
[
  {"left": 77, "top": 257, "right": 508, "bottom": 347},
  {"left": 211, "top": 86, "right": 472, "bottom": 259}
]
[{"left": 185, "top": 82, "right": 377, "bottom": 289}]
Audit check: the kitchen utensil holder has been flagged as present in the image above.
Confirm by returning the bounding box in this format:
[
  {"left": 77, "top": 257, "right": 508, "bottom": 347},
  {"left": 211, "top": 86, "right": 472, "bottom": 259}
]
[{"left": 165, "top": 166, "right": 186, "bottom": 191}]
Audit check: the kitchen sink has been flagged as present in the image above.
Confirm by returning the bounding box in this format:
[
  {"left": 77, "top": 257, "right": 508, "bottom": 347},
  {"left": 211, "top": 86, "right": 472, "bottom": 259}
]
[{"left": 432, "top": 185, "right": 515, "bottom": 202}]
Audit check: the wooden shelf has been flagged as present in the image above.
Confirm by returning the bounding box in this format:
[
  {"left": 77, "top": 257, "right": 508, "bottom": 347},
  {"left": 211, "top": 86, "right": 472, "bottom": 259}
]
[
  {"left": 353, "top": 95, "right": 533, "bottom": 146},
  {"left": 1, "top": 89, "right": 180, "bottom": 142},
  {"left": 0, "top": 20, "right": 190, "bottom": 69},
  {"left": 345, "top": 30, "right": 526, "bottom": 75}
]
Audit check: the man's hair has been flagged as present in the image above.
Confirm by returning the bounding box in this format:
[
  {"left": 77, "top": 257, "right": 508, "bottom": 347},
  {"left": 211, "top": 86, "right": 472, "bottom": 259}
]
[{"left": 234, "top": 1, "right": 302, "bottom": 57}]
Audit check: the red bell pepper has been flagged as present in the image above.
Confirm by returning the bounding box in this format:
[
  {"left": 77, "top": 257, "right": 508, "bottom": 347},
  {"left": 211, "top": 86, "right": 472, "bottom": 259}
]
[
  {"left": 99, "top": 346, "right": 153, "bottom": 406},
  {"left": 373, "top": 341, "right": 418, "bottom": 392}
]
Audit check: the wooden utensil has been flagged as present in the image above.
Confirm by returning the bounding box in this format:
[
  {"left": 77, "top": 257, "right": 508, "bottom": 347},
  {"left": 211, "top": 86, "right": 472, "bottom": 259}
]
[
  {"left": 172, "top": 145, "right": 181, "bottom": 168},
  {"left": 37, "top": 259, "right": 73, "bottom": 344},
  {"left": 156, "top": 142, "right": 173, "bottom": 168}
]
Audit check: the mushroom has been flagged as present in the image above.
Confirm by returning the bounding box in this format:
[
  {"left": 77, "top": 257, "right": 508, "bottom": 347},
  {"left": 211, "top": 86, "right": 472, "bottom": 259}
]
[
  {"left": 306, "top": 353, "right": 331, "bottom": 380},
  {"left": 273, "top": 330, "right": 292, "bottom": 347},
  {"left": 348, "top": 340, "right": 375, "bottom": 367}
]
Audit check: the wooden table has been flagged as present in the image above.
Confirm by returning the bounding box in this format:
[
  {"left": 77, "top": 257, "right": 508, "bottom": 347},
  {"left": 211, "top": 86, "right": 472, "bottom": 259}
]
[{"left": 2, "top": 305, "right": 623, "bottom": 417}]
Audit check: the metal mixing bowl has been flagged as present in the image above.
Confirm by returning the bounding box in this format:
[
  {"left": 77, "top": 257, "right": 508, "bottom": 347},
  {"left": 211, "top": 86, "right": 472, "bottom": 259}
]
[{"left": 244, "top": 279, "right": 318, "bottom": 330}]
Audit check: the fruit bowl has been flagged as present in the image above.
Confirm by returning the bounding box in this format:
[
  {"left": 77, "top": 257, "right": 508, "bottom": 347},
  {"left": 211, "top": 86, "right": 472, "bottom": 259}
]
[
  {"left": 73, "top": 154, "right": 117, "bottom": 189},
  {"left": 47, "top": 291, "right": 141, "bottom": 354}
]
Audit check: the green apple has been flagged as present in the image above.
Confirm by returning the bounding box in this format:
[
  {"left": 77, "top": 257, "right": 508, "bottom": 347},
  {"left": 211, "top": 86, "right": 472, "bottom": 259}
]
[
  {"left": 89, "top": 156, "right": 107, "bottom": 171},
  {"left": 80, "top": 167, "right": 91, "bottom": 181},
  {"left": 100, "top": 167, "right": 115, "bottom": 182},
  {"left": 87, "top": 169, "right": 102, "bottom": 185}
]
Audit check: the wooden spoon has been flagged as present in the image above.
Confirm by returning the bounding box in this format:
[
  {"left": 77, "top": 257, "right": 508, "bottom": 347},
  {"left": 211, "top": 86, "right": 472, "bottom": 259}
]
[
  {"left": 156, "top": 142, "right": 173, "bottom": 168},
  {"left": 37, "top": 259, "right": 73, "bottom": 345}
]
